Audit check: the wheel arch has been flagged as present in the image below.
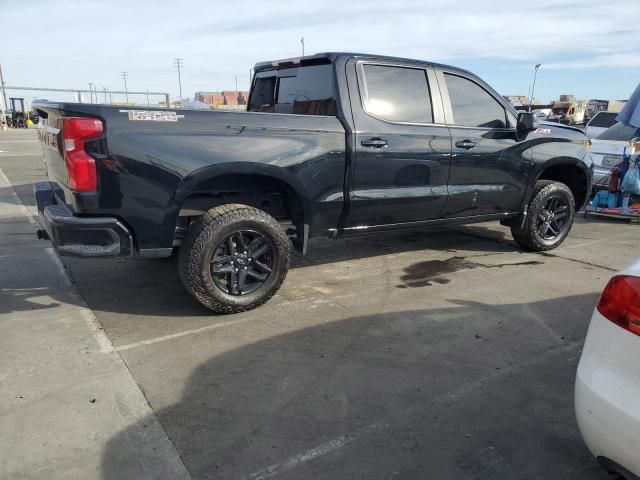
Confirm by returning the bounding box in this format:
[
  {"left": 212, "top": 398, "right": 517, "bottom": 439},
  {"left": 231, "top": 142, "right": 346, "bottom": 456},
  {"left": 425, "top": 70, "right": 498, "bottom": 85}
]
[
  {"left": 534, "top": 158, "right": 591, "bottom": 209},
  {"left": 175, "top": 164, "right": 311, "bottom": 253}
]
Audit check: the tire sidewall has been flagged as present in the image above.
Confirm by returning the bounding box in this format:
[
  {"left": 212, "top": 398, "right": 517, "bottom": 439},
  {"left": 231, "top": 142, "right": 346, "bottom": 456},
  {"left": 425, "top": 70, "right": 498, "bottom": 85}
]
[
  {"left": 527, "top": 183, "right": 575, "bottom": 250},
  {"left": 196, "top": 218, "right": 288, "bottom": 309}
]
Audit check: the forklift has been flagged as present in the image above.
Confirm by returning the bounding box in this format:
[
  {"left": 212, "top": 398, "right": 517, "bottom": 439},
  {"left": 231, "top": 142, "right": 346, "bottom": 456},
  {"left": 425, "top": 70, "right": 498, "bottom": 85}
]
[{"left": 7, "top": 97, "right": 28, "bottom": 128}]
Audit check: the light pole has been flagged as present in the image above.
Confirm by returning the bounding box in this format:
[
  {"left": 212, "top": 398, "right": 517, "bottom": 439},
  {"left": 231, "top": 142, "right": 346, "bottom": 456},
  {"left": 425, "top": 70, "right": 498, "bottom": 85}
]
[
  {"left": 121, "top": 72, "right": 129, "bottom": 103},
  {"left": 88, "top": 82, "right": 93, "bottom": 103},
  {"left": 529, "top": 64, "right": 541, "bottom": 112},
  {"left": 301, "top": 37, "right": 305, "bottom": 56},
  {"left": 0, "top": 63, "right": 7, "bottom": 116},
  {"left": 173, "top": 58, "right": 183, "bottom": 105},
  {"left": 103, "top": 87, "right": 107, "bottom": 103}
]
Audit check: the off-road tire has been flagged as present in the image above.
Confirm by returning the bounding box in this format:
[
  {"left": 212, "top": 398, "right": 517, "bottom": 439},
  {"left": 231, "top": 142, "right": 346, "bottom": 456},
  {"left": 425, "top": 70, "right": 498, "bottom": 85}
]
[
  {"left": 511, "top": 180, "right": 575, "bottom": 251},
  {"left": 178, "top": 204, "right": 290, "bottom": 313}
]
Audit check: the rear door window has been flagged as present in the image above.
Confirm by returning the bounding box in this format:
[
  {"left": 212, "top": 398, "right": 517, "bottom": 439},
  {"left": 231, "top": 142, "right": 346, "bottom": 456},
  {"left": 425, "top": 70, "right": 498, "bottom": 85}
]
[
  {"left": 248, "top": 64, "right": 337, "bottom": 116},
  {"left": 444, "top": 73, "right": 506, "bottom": 128},
  {"left": 360, "top": 64, "right": 433, "bottom": 124}
]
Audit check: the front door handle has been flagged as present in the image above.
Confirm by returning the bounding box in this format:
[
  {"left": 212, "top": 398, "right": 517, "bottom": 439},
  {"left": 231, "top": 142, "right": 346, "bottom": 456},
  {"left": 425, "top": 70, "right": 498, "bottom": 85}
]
[
  {"left": 361, "top": 137, "right": 388, "bottom": 148},
  {"left": 455, "top": 140, "right": 476, "bottom": 149}
]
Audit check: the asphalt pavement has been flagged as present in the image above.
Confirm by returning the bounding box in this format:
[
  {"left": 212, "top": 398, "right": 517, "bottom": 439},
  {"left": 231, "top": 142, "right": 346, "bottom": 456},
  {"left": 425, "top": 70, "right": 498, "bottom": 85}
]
[{"left": 3, "top": 128, "right": 638, "bottom": 479}]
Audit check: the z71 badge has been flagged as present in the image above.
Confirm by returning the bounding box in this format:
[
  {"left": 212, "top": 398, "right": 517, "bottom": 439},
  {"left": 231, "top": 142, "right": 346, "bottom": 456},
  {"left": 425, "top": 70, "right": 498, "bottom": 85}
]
[
  {"left": 534, "top": 128, "right": 551, "bottom": 134},
  {"left": 119, "top": 110, "right": 184, "bottom": 122}
]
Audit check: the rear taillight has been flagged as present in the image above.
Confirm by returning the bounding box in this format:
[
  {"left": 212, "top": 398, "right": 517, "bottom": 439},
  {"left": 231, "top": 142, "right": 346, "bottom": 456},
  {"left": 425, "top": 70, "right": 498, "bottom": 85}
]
[
  {"left": 63, "top": 117, "right": 103, "bottom": 192},
  {"left": 597, "top": 275, "right": 640, "bottom": 337}
]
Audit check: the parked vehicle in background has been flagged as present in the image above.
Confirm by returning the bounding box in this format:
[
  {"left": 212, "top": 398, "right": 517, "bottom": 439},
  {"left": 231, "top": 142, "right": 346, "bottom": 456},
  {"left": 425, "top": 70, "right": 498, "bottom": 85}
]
[
  {"left": 547, "top": 100, "right": 588, "bottom": 125},
  {"left": 32, "top": 52, "right": 592, "bottom": 313},
  {"left": 575, "top": 258, "right": 640, "bottom": 480},
  {"left": 585, "top": 112, "right": 619, "bottom": 139},
  {"left": 584, "top": 100, "right": 628, "bottom": 124},
  {"left": 584, "top": 99, "right": 609, "bottom": 124},
  {"left": 590, "top": 123, "right": 639, "bottom": 187}
]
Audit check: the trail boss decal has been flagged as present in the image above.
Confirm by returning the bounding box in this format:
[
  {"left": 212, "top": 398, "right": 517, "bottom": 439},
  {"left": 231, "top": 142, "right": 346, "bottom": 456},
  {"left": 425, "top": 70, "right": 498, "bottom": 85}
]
[
  {"left": 119, "top": 110, "right": 185, "bottom": 122},
  {"left": 535, "top": 128, "right": 551, "bottom": 134}
]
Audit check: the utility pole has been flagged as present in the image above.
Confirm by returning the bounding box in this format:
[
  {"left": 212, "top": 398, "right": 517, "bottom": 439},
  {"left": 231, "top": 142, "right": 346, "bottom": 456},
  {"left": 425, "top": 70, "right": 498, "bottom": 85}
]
[
  {"left": 173, "top": 58, "right": 183, "bottom": 104},
  {"left": 88, "top": 83, "right": 93, "bottom": 103},
  {"left": 146, "top": 90, "right": 150, "bottom": 107},
  {"left": 301, "top": 37, "right": 305, "bottom": 56},
  {"left": 0, "top": 63, "right": 7, "bottom": 115},
  {"left": 121, "top": 72, "right": 129, "bottom": 103},
  {"left": 103, "top": 87, "right": 107, "bottom": 103},
  {"left": 529, "top": 64, "right": 541, "bottom": 112}
]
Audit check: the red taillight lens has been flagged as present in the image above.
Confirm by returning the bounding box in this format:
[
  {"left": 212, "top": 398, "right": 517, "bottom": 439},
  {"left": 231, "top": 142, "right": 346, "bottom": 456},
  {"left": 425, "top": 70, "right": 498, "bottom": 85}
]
[
  {"left": 597, "top": 275, "right": 640, "bottom": 337},
  {"left": 62, "top": 117, "right": 103, "bottom": 192}
]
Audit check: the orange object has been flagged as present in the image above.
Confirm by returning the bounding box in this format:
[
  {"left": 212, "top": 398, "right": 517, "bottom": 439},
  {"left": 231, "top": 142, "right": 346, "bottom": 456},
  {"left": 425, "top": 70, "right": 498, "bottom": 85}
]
[{"left": 629, "top": 203, "right": 640, "bottom": 210}]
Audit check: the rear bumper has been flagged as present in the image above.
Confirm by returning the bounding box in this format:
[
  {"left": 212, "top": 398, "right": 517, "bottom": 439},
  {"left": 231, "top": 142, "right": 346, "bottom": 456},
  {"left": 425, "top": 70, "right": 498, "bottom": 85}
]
[{"left": 34, "top": 181, "right": 133, "bottom": 257}]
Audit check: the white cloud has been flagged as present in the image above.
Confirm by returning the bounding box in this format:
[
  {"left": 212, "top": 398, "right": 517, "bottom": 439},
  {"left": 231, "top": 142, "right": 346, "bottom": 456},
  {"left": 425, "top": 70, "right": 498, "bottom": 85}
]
[{"left": 1, "top": 0, "right": 638, "bottom": 101}]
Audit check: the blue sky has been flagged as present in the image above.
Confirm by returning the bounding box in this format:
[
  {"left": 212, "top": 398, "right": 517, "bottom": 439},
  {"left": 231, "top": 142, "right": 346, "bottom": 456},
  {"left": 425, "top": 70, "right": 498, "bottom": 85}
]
[{"left": 1, "top": 0, "right": 638, "bottom": 105}]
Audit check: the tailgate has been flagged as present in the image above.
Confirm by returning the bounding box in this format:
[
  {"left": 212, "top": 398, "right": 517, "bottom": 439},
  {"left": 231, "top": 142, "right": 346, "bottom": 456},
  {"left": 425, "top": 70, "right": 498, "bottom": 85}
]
[{"left": 35, "top": 105, "right": 68, "bottom": 196}]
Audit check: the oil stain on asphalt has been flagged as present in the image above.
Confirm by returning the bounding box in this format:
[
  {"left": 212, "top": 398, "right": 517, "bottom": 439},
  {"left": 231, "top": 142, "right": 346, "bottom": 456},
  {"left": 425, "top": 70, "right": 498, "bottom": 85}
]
[{"left": 397, "top": 256, "right": 543, "bottom": 288}]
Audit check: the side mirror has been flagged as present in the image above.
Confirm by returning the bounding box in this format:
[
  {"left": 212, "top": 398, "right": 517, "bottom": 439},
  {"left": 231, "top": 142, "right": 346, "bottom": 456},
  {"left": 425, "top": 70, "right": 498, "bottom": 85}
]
[{"left": 516, "top": 112, "right": 538, "bottom": 141}]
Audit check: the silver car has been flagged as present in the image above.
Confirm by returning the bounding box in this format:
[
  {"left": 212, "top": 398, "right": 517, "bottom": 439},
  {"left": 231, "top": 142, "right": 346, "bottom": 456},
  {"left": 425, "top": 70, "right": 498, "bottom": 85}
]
[{"left": 590, "top": 123, "right": 639, "bottom": 188}]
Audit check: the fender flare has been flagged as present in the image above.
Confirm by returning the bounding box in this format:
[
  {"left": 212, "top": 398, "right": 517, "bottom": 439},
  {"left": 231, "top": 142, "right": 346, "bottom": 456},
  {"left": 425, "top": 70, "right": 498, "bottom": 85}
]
[{"left": 174, "top": 163, "right": 313, "bottom": 252}]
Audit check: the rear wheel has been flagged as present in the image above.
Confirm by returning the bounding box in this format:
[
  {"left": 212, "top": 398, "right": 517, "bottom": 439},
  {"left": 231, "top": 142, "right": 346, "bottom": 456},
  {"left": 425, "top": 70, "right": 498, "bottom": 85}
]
[
  {"left": 511, "top": 180, "right": 575, "bottom": 251},
  {"left": 178, "top": 204, "right": 290, "bottom": 313}
]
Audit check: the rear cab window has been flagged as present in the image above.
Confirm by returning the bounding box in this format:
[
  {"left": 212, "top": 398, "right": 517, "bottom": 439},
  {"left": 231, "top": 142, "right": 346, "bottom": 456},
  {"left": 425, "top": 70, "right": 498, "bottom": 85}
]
[{"left": 248, "top": 63, "right": 337, "bottom": 116}]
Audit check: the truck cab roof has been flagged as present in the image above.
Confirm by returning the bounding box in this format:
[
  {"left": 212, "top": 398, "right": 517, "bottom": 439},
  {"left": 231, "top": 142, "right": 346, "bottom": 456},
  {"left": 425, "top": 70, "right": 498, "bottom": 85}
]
[{"left": 253, "top": 52, "right": 475, "bottom": 78}]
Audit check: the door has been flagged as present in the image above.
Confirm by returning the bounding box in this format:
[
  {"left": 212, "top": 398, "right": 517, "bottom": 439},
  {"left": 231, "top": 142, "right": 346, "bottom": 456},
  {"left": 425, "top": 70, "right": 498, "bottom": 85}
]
[
  {"left": 438, "top": 71, "right": 530, "bottom": 217},
  {"left": 346, "top": 61, "right": 452, "bottom": 228}
]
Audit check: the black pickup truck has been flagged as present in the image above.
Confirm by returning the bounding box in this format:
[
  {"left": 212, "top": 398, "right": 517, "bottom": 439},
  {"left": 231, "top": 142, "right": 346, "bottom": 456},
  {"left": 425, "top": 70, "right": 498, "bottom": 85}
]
[{"left": 33, "top": 52, "right": 593, "bottom": 313}]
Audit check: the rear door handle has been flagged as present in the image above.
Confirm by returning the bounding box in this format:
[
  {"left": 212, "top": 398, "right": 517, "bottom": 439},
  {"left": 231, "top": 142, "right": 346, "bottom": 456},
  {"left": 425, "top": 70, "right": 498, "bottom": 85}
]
[
  {"left": 361, "top": 137, "right": 388, "bottom": 148},
  {"left": 455, "top": 140, "right": 476, "bottom": 149}
]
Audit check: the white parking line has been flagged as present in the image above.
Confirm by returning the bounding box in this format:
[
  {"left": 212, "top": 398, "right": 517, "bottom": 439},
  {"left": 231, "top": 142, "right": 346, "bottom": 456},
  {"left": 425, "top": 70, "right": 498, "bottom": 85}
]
[
  {"left": 247, "top": 423, "right": 389, "bottom": 480},
  {"left": 116, "top": 316, "right": 262, "bottom": 352}
]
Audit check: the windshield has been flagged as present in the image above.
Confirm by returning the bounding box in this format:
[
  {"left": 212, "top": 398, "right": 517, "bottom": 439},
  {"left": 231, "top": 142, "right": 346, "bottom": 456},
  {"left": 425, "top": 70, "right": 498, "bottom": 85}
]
[
  {"left": 589, "top": 112, "right": 618, "bottom": 128},
  {"left": 595, "top": 123, "right": 638, "bottom": 141}
]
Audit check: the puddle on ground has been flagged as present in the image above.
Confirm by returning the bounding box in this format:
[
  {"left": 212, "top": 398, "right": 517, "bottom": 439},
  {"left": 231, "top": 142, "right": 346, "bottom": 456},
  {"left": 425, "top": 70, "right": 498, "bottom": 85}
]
[{"left": 397, "top": 256, "right": 543, "bottom": 288}]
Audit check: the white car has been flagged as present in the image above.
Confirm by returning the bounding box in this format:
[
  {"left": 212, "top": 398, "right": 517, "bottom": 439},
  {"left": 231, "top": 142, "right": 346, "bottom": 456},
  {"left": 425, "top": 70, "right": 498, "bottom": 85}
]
[
  {"left": 575, "top": 258, "right": 640, "bottom": 479},
  {"left": 585, "top": 112, "right": 619, "bottom": 139},
  {"left": 589, "top": 123, "right": 639, "bottom": 187}
]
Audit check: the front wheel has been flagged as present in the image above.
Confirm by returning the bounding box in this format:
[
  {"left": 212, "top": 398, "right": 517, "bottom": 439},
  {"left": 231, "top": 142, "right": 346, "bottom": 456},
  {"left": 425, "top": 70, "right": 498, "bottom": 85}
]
[
  {"left": 511, "top": 180, "right": 575, "bottom": 251},
  {"left": 178, "top": 204, "right": 290, "bottom": 313}
]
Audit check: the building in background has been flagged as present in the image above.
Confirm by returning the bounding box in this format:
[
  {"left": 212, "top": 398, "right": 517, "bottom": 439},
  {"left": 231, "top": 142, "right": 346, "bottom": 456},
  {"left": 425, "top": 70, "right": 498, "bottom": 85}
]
[
  {"left": 195, "top": 90, "right": 249, "bottom": 107},
  {"left": 503, "top": 95, "right": 530, "bottom": 106}
]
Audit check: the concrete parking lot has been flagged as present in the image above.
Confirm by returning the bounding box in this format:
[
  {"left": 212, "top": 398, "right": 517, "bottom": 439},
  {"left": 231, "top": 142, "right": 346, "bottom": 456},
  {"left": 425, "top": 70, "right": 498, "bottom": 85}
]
[{"left": 2, "top": 128, "right": 638, "bottom": 479}]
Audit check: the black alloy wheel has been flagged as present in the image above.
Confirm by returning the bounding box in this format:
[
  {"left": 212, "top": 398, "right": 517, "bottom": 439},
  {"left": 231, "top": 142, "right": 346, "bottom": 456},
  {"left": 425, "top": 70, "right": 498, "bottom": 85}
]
[
  {"left": 210, "top": 230, "right": 274, "bottom": 295},
  {"left": 536, "top": 195, "right": 570, "bottom": 240},
  {"left": 511, "top": 180, "right": 576, "bottom": 252},
  {"left": 178, "top": 204, "right": 290, "bottom": 313}
]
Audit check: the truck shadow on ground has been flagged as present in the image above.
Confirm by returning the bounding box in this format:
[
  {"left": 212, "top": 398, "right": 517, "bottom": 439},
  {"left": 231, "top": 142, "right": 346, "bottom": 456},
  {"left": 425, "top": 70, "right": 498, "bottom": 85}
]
[
  {"left": 101, "top": 295, "right": 608, "bottom": 480},
  {"left": 60, "top": 227, "right": 529, "bottom": 319}
]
